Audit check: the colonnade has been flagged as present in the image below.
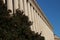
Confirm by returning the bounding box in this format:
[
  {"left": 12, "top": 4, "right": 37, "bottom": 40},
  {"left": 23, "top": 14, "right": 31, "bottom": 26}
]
[
  {"left": 2, "top": 0, "right": 41, "bottom": 33},
  {"left": 2, "top": 0, "right": 55, "bottom": 40}
]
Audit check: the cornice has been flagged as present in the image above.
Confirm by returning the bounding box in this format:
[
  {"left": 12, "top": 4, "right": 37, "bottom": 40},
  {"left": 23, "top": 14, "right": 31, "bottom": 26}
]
[{"left": 28, "top": 0, "right": 53, "bottom": 32}]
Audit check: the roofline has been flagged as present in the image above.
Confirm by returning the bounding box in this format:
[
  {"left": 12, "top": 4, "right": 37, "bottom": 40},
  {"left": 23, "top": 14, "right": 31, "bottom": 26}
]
[{"left": 29, "top": 0, "right": 54, "bottom": 32}]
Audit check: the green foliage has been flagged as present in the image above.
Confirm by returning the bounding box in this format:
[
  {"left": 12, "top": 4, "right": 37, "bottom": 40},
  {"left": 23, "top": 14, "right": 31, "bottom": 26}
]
[{"left": 0, "top": 0, "right": 45, "bottom": 40}]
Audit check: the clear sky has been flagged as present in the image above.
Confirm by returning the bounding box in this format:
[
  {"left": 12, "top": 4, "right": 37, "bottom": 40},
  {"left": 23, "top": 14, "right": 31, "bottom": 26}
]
[{"left": 36, "top": 0, "right": 60, "bottom": 37}]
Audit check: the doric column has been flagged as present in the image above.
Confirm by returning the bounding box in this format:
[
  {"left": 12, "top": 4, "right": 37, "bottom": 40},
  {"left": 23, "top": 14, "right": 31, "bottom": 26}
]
[
  {"left": 27, "top": 2, "right": 33, "bottom": 30},
  {"left": 39, "top": 15, "right": 43, "bottom": 34},
  {"left": 36, "top": 13, "right": 39, "bottom": 32},
  {"left": 35, "top": 12, "right": 38, "bottom": 32},
  {"left": 14, "top": 0, "right": 19, "bottom": 13},
  {"left": 36, "top": 13, "right": 39, "bottom": 33},
  {"left": 19, "top": 0, "right": 24, "bottom": 11},
  {"left": 31, "top": 6, "right": 34, "bottom": 31},
  {"left": 28, "top": 2, "right": 31, "bottom": 21},
  {"left": 37, "top": 13, "right": 41, "bottom": 34},
  {"left": 34, "top": 10, "right": 38, "bottom": 33},
  {"left": 36, "top": 13, "right": 41, "bottom": 34},
  {"left": 7, "top": 0, "right": 13, "bottom": 15},
  {"left": 33, "top": 9, "right": 36, "bottom": 32},
  {"left": 23, "top": 0, "right": 28, "bottom": 16},
  {"left": 38, "top": 15, "right": 42, "bottom": 34}
]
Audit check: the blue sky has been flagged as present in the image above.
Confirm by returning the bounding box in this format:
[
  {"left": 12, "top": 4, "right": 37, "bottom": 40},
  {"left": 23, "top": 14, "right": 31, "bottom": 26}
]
[{"left": 36, "top": 0, "right": 60, "bottom": 37}]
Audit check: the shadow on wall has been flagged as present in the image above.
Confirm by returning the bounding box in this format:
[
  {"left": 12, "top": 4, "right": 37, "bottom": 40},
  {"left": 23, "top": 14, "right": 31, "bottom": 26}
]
[{"left": 0, "top": 0, "right": 45, "bottom": 40}]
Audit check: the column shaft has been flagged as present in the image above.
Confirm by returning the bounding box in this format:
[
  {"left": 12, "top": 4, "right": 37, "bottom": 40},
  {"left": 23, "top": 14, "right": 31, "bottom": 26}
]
[
  {"left": 35, "top": 11, "right": 38, "bottom": 32},
  {"left": 19, "top": 0, "right": 23, "bottom": 10},
  {"left": 28, "top": 2, "right": 31, "bottom": 21},
  {"left": 36, "top": 13, "right": 39, "bottom": 33},
  {"left": 7, "top": 0, "right": 13, "bottom": 15},
  {"left": 31, "top": 6, "right": 34, "bottom": 31},
  {"left": 33, "top": 10, "right": 36, "bottom": 32},
  {"left": 14, "top": 0, "right": 19, "bottom": 13},
  {"left": 38, "top": 15, "right": 41, "bottom": 34},
  {"left": 33, "top": 10, "right": 35, "bottom": 32},
  {"left": 28, "top": 2, "right": 33, "bottom": 30},
  {"left": 23, "top": 0, "right": 28, "bottom": 16},
  {"left": 34, "top": 10, "right": 37, "bottom": 33}
]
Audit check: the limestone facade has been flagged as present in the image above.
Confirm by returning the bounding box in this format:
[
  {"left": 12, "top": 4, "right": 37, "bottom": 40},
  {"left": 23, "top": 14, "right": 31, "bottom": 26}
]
[{"left": 3, "top": 0, "right": 54, "bottom": 40}]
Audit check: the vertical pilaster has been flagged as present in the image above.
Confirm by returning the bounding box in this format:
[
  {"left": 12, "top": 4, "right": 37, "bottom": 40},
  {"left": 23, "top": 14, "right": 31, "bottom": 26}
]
[
  {"left": 23, "top": 0, "right": 28, "bottom": 16},
  {"left": 28, "top": 2, "right": 33, "bottom": 30},
  {"left": 35, "top": 12, "right": 38, "bottom": 32},
  {"left": 34, "top": 10, "right": 38, "bottom": 33},
  {"left": 37, "top": 14, "right": 39, "bottom": 33},
  {"left": 19, "top": 0, "right": 24, "bottom": 11},
  {"left": 33, "top": 10, "right": 36, "bottom": 33},
  {"left": 31, "top": 6, "right": 34, "bottom": 31},
  {"left": 36, "top": 13, "right": 39, "bottom": 32},
  {"left": 28, "top": 2, "right": 31, "bottom": 21},
  {"left": 38, "top": 15, "right": 42, "bottom": 34},
  {"left": 35, "top": 12, "right": 40, "bottom": 34},
  {"left": 7, "top": 0, "right": 13, "bottom": 15},
  {"left": 14, "top": 0, "right": 19, "bottom": 13},
  {"left": 36, "top": 13, "right": 40, "bottom": 33}
]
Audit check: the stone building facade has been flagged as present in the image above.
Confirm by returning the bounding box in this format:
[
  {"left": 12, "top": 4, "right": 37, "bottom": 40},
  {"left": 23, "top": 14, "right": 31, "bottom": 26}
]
[{"left": 3, "top": 0, "right": 54, "bottom": 40}]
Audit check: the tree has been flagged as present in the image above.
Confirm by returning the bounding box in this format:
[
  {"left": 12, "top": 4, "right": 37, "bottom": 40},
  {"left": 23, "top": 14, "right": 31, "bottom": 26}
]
[{"left": 0, "top": 0, "right": 45, "bottom": 40}]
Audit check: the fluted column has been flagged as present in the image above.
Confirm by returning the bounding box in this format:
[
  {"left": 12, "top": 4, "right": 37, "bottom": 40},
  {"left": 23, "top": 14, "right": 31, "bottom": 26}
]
[
  {"left": 23, "top": 0, "right": 28, "bottom": 16},
  {"left": 7, "top": 0, "right": 13, "bottom": 15},
  {"left": 14, "top": 0, "right": 19, "bottom": 13},
  {"left": 19, "top": 0, "right": 24, "bottom": 11}
]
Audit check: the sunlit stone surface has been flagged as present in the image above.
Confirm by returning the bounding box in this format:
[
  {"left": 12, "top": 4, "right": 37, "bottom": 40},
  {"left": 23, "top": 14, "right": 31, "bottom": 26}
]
[{"left": 3, "top": 0, "right": 55, "bottom": 40}]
